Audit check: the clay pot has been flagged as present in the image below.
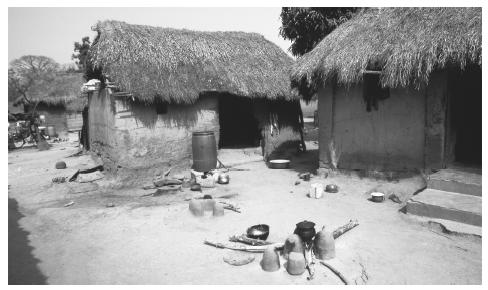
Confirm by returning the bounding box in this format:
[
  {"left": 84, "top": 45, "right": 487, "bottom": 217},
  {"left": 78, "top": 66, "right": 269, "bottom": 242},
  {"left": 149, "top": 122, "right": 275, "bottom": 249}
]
[
  {"left": 188, "top": 199, "right": 204, "bottom": 216},
  {"left": 55, "top": 161, "right": 67, "bottom": 169},
  {"left": 286, "top": 252, "right": 306, "bottom": 275},
  {"left": 212, "top": 203, "right": 224, "bottom": 217},
  {"left": 283, "top": 234, "right": 304, "bottom": 259},
  {"left": 260, "top": 246, "right": 280, "bottom": 272},
  {"left": 313, "top": 228, "right": 335, "bottom": 260},
  {"left": 294, "top": 220, "right": 316, "bottom": 243},
  {"left": 203, "top": 199, "right": 216, "bottom": 211}
]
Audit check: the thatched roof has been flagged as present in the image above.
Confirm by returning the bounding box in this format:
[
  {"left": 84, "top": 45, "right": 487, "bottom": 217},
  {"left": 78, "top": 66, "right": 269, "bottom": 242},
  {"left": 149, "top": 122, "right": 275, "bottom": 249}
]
[
  {"left": 291, "top": 7, "right": 482, "bottom": 99},
  {"left": 90, "top": 20, "right": 297, "bottom": 104},
  {"left": 26, "top": 73, "right": 86, "bottom": 111}
]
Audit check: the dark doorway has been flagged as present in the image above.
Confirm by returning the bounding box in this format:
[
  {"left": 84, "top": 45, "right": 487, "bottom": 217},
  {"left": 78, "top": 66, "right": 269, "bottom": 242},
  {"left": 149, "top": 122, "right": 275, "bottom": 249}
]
[
  {"left": 448, "top": 65, "right": 481, "bottom": 166},
  {"left": 218, "top": 95, "right": 261, "bottom": 148}
]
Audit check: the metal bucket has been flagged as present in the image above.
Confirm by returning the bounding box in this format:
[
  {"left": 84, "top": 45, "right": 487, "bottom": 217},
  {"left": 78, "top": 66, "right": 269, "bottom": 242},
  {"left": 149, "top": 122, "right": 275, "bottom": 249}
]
[
  {"left": 192, "top": 131, "right": 217, "bottom": 172},
  {"left": 46, "top": 126, "right": 56, "bottom": 137}
]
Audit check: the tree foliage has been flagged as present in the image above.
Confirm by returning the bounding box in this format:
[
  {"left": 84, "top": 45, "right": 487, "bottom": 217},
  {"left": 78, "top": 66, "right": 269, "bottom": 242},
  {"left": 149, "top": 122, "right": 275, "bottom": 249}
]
[
  {"left": 8, "top": 55, "right": 60, "bottom": 104},
  {"left": 279, "top": 7, "right": 360, "bottom": 57},
  {"left": 72, "top": 36, "right": 103, "bottom": 81},
  {"left": 72, "top": 36, "right": 91, "bottom": 71}
]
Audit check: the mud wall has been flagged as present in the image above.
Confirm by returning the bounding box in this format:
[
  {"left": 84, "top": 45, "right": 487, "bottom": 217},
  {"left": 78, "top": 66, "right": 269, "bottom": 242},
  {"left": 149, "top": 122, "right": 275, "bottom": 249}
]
[
  {"left": 88, "top": 89, "right": 220, "bottom": 174},
  {"left": 317, "top": 81, "right": 429, "bottom": 171},
  {"left": 88, "top": 89, "right": 117, "bottom": 170}
]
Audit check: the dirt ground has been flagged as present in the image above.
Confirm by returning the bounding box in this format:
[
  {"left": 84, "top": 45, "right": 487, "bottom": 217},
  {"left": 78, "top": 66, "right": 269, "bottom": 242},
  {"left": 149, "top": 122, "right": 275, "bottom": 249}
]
[{"left": 8, "top": 137, "right": 481, "bottom": 284}]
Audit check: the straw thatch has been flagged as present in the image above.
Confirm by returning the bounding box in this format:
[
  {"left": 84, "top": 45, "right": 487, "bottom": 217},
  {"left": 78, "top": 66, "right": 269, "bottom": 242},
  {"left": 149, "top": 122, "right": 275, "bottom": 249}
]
[
  {"left": 27, "top": 73, "right": 86, "bottom": 111},
  {"left": 90, "top": 20, "right": 297, "bottom": 104},
  {"left": 291, "top": 7, "right": 482, "bottom": 99}
]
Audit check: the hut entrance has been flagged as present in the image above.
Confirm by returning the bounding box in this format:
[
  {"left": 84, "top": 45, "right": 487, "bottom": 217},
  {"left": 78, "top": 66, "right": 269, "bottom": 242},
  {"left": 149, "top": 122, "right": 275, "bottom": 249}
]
[
  {"left": 218, "top": 95, "right": 261, "bottom": 148},
  {"left": 447, "top": 65, "right": 481, "bottom": 167}
]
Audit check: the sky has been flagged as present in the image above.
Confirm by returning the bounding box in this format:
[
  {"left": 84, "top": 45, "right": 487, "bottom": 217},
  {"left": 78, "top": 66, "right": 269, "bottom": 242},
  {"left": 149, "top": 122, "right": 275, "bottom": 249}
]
[{"left": 8, "top": 7, "right": 293, "bottom": 66}]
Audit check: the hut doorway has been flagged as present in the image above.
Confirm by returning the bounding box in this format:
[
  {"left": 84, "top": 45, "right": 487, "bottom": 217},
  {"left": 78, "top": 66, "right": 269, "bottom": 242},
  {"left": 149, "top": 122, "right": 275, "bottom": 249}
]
[
  {"left": 447, "top": 65, "right": 481, "bottom": 167},
  {"left": 218, "top": 95, "right": 261, "bottom": 148}
]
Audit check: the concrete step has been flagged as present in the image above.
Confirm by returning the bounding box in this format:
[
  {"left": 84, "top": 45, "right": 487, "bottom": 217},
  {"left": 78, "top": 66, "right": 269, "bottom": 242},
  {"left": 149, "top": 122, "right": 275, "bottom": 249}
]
[
  {"left": 406, "top": 189, "right": 482, "bottom": 226},
  {"left": 428, "top": 168, "right": 482, "bottom": 196}
]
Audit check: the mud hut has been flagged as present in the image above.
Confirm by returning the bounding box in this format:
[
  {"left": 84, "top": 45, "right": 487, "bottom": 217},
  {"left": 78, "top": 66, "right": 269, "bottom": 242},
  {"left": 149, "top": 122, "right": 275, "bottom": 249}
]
[
  {"left": 291, "top": 7, "right": 481, "bottom": 173},
  {"left": 85, "top": 20, "right": 302, "bottom": 174},
  {"left": 21, "top": 73, "right": 86, "bottom": 135}
]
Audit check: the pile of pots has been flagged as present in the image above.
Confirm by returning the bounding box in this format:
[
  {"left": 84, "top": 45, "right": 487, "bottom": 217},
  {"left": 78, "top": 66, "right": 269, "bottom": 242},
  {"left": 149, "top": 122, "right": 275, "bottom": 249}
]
[{"left": 260, "top": 220, "right": 335, "bottom": 276}]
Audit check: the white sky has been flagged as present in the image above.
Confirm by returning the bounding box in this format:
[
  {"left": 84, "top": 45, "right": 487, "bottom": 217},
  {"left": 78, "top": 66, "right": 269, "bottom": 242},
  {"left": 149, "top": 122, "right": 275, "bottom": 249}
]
[{"left": 8, "top": 7, "right": 294, "bottom": 65}]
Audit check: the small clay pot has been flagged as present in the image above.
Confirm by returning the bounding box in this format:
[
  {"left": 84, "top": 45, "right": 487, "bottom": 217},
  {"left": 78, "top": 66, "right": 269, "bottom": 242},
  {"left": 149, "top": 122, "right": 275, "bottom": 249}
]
[
  {"left": 212, "top": 203, "right": 225, "bottom": 217},
  {"left": 286, "top": 252, "right": 306, "bottom": 275},
  {"left": 260, "top": 246, "right": 280, "bottom": 272},
  {"left": 55, "top": 161, "right": 67, "bottom": 169},
  {"left": 283, "top": 234, "right": 304, "bottom": 259},
  {"left": 313, "top": 228, "right": 335, "bottom": 260},
  {"left": 190, "top": 183, "right": 201, "bottom": 191},
  {"left": 189, "top": 199, "right": 204, "bottom": 216}
]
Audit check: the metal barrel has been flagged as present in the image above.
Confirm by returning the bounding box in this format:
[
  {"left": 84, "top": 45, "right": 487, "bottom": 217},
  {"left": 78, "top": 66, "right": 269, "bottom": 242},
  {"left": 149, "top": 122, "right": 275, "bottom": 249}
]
[{"left": 192, "top": 131, "right": 217, "bottom": 172}]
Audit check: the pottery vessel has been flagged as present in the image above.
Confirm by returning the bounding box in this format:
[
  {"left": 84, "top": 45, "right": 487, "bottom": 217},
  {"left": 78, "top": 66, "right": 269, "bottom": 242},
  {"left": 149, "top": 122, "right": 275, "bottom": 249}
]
[
  {"left": 294, "top": 220, "right": 316, "bottom": 243},
  {"left": 286, "top": 252, "right": 306, "bottom": 275},
  {"left": 313, "top": 228, "right": 335, "bottom": 260},
  {"left": 212, "top": 203, "right": 225, "bottom": 217},
  {"left": 283, "top": 234, "right": 304, "bottom": 259},
  {"left": 260, "top": 246, "right": 280, "bottom": 272},
  {"left": 189, "top": 199, "right": 204, "bottom": 216}
]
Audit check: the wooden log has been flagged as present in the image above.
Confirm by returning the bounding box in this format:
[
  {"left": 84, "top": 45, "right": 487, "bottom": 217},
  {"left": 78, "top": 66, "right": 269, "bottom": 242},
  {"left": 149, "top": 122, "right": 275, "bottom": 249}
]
[
  {"left": 319, "top": 261, "right": 351, "bottom": 285},
  {"left": 332, "top": 219, "right": 359, "bottom": 239},
  {"left": 229, "top": 234, "right": 274, "bottom": 246},
  {"left": 204, "top": 240, "right": 283, "bottom": 253}
]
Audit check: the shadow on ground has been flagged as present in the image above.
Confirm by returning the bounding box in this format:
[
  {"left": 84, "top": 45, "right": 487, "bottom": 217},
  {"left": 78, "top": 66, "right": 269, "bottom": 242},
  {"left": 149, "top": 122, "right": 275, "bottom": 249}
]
[
  {"left": 289, "top": 149, "right": 319, "bottom": 175},
  {"left": 8, "top": 198, "right": 47, "bottom": 285}
]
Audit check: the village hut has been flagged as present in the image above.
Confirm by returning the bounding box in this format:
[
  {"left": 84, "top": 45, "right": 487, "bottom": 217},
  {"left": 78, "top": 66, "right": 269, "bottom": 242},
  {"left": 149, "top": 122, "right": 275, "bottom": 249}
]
[
  {"left": 291, "top": 7, "right": 481, "bottom": 173},
  {"left": 85, "top": 20, "right": 302, "bottom": 174},
  {"left": 21, "top": 73, "right": 86, "bottom": 135}
]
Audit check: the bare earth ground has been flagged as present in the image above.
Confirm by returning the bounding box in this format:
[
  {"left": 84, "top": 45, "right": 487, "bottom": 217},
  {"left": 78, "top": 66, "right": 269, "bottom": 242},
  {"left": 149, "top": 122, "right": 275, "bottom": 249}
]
[{"left": 8, "top": 137, "right": 481, "bottom": 284}]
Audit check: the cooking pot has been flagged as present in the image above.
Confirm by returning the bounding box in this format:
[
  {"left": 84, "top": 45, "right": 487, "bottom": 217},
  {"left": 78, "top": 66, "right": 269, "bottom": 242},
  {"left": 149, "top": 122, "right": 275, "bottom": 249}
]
[
  {"left": 247, "top": 224, "right": 270, "bottom": 240},
  {"left": 293, "top": 220, "right": 316, "bottom": 243},
  {"left": 325, "top": 184, "right": 339, "bottom": 193},
  {"left": 268, "top": 159, "right": 290, "bottom": 169}
]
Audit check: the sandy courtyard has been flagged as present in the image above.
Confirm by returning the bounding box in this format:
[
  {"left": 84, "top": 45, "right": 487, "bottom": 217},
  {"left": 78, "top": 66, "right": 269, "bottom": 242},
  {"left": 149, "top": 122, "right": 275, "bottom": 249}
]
[{"left": 8, "top": 139, "right": 482, "bottom": 284}]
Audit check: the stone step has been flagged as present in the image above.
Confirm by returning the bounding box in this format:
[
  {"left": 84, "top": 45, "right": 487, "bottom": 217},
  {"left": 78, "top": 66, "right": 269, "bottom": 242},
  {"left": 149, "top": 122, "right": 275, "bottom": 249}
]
[
  {"left": 428, "top": 168, "right": 482, "bottom": 196},
  {"left": 406, "top": 189, "right": 482, "bottom": 226}
]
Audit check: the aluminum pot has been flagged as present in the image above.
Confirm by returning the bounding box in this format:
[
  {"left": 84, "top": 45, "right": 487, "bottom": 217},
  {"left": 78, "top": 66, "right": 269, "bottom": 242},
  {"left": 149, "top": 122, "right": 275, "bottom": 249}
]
[{"left": 268, "top": 159, "right": 290, "bottom": 169}]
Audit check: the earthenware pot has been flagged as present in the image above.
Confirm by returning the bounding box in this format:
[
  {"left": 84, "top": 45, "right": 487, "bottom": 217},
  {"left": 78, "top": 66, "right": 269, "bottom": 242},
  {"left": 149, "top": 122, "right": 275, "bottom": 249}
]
[
  {"left": 260, "top": 246, "right": 280, "bottom": 272},
  {"left": 212, "top": 203, "right": 225, "bottom": 217},
  {"left": 313, "top": 228, "right": 335, "bottom": 260},
  {"left": 294, "top": 220, "right": 316, "bottom": 243},
  {"left": 189, "top": 199, "right": 204, "bottom": 216},
  {"left": 203, "top": 198, "right": 216, "bottom": 211},
  {"left": 286, "top": 252, "right": 306, "bottom": 275},
  {"left": 283, "top": 234, "right": 304, "bottom": 259}
]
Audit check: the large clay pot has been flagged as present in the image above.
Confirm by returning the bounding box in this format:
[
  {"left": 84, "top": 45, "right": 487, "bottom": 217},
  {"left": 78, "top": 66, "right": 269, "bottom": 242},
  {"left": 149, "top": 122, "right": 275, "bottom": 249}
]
[
  {"left": 203, "top": 199, "right": 216, "bottom": 211},
  {"left": 260, "top": 246, "right": 280, "bottom": 272},
  {"left": 189, "top": 199, "right": 204, "bottom": 216},
  {"left": 286, "top": 252, "right": 306, "bottom": 275},
  {"left": 283, "top": 234, "right": 304, "bottom": 259},
  {"left": 313, "top": 228, "right": 335, "bottom": 260}
]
